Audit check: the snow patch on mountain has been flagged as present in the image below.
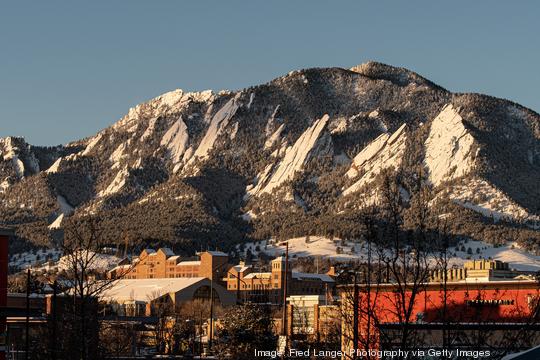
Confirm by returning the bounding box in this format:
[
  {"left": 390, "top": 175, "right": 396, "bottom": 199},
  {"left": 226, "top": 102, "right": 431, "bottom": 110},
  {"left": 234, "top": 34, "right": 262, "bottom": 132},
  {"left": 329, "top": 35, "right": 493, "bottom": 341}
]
[
  {"left": 48, "top": 214, "right": 64, "bottom": 230},
  {"left": 265, "top": 105, "right": 281, "bottom": 137},
  {"left": 447, "top": 178, "right": 539, "bottom": 223},
  {"left": 189, "top": 93, "right": 241, "bottom": 163},
  {"left": 424, "top": 104, "right": 477, "bottom": 186},
  {"left": 160, "top": 118, "right": 189, "bottom": 173},
  {"left": 247, "top": 92, "right": 255, "bottom": 109},
  {"left": 1, "top": 137, "right": 27, "bottom": 178},
  {"left": 98, "top": 168, "right": 128, "bottom": 197},
  {"left": 249, "top": 115, "right": 331, "bottom": 196},
  {"left": 46, "top": 157, "right": 62, "bottom": 173},
  {"left": 82, "top": 134, "right": 103, "bottom": 156},
  {"left": 11, "top": 156, "right": 25, "bottom": 179},
  {"left": 110, "top": 142, "right": 128, "bottom": 169},
  {"left": 0, "top": 180, "right": 9, "bottom": 192},
  {"left": 264, "top": 124, "right": 285, "bottom": 150},
  {"left": 141, "top": 118, "right": 158, "bottom": 141},
  {"left": 343, "top": 123, "right": 407, "bottom": 195}
]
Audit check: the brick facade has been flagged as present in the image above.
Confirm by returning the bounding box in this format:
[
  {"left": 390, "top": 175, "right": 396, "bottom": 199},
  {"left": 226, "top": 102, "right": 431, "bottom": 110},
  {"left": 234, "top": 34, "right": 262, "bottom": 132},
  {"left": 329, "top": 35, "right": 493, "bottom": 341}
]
[{"left": 108, "top": 248, "right": 228, "bottom": 282}]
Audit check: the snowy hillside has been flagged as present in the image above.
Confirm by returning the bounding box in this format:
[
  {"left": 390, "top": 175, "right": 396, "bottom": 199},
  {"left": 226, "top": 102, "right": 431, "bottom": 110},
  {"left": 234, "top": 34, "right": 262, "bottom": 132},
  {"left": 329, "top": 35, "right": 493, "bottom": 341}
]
[
  {"left": 241, "top": 237, "right": 540, "bottom": 271},
  {"left": 1, "top": 61, "right": 539, "bottom": 259}
]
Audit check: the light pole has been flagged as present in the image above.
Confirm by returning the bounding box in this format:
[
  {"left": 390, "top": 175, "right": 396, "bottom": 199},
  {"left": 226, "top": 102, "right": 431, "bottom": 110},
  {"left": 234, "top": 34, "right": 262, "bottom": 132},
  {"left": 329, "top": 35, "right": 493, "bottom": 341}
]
[
  {"left": 281, "top": 242, "right": 289, "bottom": 337},
  {"left": 208, "top": 259, "right": 235, "bottom": 354}
]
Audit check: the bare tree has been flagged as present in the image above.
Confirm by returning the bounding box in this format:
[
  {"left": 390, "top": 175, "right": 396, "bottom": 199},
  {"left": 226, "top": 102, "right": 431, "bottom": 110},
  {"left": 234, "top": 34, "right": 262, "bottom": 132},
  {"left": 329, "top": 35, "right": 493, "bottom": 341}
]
[{"left": 59, "top": 217, "right": 129, "bottom": 360}]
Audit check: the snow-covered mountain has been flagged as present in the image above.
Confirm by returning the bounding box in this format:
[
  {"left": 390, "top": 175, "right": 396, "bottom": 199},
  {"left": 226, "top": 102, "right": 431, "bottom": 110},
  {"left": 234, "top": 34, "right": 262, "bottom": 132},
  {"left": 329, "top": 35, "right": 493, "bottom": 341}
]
[{"left": 1, "top": 62, "right": 539, "bottom": 255}]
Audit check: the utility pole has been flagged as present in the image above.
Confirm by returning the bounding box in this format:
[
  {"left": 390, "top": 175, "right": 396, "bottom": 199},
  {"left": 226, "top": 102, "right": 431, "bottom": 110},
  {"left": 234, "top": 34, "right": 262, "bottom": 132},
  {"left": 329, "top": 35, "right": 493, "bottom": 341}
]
[
  {"left": 52, "top": 280, "right": 57, "bottom": 360},
  {"left": 209, "top": 271, "right": 214, "bottom": 355},
  {"left": 353, "top": 272, "right": 359, "bottom": 360},
  {"left": 281, "top": 242, "right": 289, "bottom": 336},
  {"left": 25, "top": 269, "right": 30, "bottom": 360}
]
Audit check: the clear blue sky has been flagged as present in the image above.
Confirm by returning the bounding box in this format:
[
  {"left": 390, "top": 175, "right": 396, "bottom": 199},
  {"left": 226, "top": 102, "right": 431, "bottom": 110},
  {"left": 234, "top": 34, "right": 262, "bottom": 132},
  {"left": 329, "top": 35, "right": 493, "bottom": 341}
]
[{"left": 1, "top": 1, "right": 539, "bottom": 146}]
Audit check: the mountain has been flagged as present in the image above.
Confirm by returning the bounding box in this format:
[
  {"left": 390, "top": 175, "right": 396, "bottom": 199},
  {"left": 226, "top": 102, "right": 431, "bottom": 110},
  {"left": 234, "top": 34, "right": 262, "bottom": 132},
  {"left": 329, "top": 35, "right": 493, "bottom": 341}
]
[{"left": 1, "top": 62, "right": 539, "bottom": 255}]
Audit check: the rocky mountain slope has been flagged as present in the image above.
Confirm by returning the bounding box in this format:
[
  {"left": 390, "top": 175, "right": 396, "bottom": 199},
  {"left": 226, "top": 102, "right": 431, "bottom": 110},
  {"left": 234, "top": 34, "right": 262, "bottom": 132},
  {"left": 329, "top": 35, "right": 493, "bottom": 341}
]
[{"left": 1, "top": 62, "right": 539, "bottom": 255}]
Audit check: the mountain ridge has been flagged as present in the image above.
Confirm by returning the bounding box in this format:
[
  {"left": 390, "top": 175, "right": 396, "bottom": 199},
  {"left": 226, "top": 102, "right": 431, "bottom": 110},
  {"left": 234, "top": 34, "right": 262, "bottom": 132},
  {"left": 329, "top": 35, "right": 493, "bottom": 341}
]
[{"left": 1, "top": 61, "right": 539, "bottom": 256}]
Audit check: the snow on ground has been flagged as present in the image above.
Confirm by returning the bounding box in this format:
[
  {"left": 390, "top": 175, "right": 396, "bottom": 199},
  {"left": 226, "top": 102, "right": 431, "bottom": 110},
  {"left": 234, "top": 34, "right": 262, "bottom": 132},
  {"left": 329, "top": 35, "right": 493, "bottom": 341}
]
[
  {"left": 240, "top": 237, "right": 540, "bottom": 271},
  {"left": 447, "top": 178, "right": 539, "bottom": 224},
  {"left": 424, "top": 104, "right": 477, "bottom": 186},
  {"left": 241, "top": 236, "right": 368, "bottom": 262},
  {"left": 56, "top": 251, "right": 121, "bottom": 272},
  {"left": 27, "top": 250, "right": 121, "bottom": 274},
  {"left": 449, "top": 240, "right": 540, "bottom": 271},
  {"left": 9, "top": 249, "right": 62, "bottom": 270}
]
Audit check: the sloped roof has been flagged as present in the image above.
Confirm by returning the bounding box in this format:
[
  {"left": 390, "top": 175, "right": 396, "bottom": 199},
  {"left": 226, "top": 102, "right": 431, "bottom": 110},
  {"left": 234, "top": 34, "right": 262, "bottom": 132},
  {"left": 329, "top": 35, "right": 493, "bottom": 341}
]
[
  {"left": 206, "top": 251, "right": 228, "bottom": 257},
  {"left": 159, "top": 247, "right": 175, "bottom": 256},
  {"left": 100, "top": 277, "right": 205, "bottom": 302},
  {"left": 232, "top": 264, "right": 252, "bottom": 273},
  {"left": 177, "top": 260, "right": 201, "bottom": 266},
  {"left": 292, "top": 272, "right": 334, "bottom": 283},
  {"left": 244, "top": 272, "right": 272, "bottom": 279}
]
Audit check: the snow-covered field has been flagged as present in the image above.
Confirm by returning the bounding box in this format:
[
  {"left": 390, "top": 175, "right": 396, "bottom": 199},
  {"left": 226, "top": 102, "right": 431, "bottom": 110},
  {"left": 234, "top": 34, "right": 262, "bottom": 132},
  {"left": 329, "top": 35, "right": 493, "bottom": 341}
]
[
  {"left": 9, "top": 249, "right": 120, "bottom": 273},
  {"left": 9, "top": 249, "right": 62, "bottom": 270},
  {"left": 240, "top": 236, "right": 540, "bottom": 271}
]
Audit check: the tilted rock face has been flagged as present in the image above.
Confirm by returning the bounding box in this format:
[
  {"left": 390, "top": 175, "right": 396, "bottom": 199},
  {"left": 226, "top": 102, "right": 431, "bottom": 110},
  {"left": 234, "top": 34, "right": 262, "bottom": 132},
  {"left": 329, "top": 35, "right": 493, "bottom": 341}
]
[
  {"left": 424, "top": 104, "right": 478, "bottom": 186},
  {"left": 1, "top": 62, "right": 539, "bottom": 250},
  {"left": 343, "top": 123, "right": 407, "bottom": 196},
  {"left": 248, "top": 114, "right": 332, "bottom": 196}
]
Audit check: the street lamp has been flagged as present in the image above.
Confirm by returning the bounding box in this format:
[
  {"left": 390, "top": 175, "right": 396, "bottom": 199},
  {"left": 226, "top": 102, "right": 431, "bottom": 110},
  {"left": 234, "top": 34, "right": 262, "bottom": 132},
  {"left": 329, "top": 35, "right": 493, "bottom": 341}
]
[
  {"left": 336, "top": 269, "right": 361, "bottom": 360},
  {"left": 278, "top": 241, "right": 289, "bottom": 337}
]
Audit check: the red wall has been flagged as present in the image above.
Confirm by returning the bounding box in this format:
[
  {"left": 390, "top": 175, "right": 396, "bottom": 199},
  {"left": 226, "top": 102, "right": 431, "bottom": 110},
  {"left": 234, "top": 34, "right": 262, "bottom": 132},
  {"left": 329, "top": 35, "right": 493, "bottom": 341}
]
[{"left": 352, "top": 282, "right": 540, "bottom": 350}]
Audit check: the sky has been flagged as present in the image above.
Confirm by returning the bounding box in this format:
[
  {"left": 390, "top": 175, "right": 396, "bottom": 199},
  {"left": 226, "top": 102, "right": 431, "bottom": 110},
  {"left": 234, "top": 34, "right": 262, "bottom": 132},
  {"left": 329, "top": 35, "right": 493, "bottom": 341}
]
[{"left": 1, "top": 1, "right": 539, "bottom": 146}]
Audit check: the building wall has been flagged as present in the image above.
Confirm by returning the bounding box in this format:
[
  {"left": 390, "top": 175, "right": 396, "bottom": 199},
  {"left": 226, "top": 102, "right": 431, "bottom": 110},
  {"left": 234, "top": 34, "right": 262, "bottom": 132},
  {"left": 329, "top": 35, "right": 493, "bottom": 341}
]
[
  {"left": 226, "top": 258, "right": 333, "bottom": 304},
  {"left": 340, "top": 281, "right": 540, "bottom": 356},
  {"left": 114, "top": 249, "right": 223, "bottom": 281}
]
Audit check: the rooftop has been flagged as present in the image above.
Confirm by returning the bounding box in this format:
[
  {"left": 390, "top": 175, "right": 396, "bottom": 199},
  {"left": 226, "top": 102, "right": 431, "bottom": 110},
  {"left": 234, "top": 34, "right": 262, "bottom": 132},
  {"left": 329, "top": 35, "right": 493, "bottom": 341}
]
[
  {"left": 292, "top": 272, "right": 334, "bottom": 283},
  {"left": 205, "top": 251, "right": 228, "bottom": 257},
  {"left": 159, "top": 247, "right": 175, "bottom": 256},
  {"left": 177, "top": 260, "right": 201, "bottom": 266},
  {"left": 244, "top": 272, "right": 272, "bottom": 279},
  {"left": 100, "top": 277, "right": 206, "bottom": 302}
]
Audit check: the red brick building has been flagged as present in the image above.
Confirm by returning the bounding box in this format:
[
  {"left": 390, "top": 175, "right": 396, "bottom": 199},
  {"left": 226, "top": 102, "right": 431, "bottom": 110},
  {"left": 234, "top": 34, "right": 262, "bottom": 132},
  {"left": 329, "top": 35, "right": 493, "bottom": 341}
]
[
  {"left": 340, "top": 279, "right": 540, "bottom": 358},
  {"left": 226, "top": 256, "right": 335, "bottom": 304},
  {"left": 108, "top": 249, "right": 229, "bottom": 282}
]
